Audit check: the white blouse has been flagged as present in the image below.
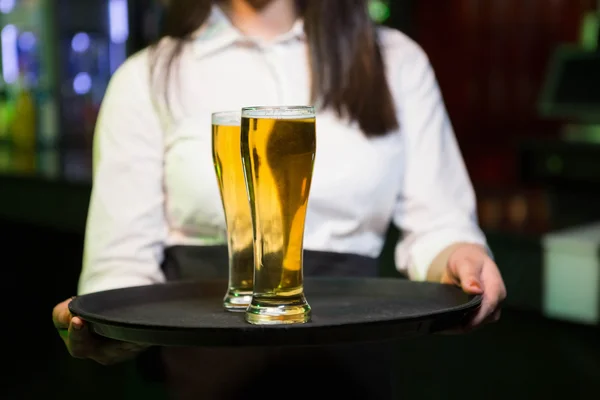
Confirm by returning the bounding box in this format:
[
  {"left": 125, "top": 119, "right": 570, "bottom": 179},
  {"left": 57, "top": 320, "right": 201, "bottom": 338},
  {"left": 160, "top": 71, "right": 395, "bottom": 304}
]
[{"left": 78, "top": 6, "right": 487, "bottom": 295}]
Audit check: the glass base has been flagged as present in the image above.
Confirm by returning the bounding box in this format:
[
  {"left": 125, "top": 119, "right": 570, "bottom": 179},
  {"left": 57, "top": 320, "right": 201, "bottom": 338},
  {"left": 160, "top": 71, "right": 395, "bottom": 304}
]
[
  {"left": 244, "top": 295, "right": 311, "bottom": 325},
  {"left": 223, "top": 290, "right": 253, "bottom": 312}
]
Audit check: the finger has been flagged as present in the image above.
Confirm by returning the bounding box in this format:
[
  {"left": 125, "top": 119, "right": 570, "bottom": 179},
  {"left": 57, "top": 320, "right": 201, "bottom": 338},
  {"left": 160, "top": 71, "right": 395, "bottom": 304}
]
[
  {"left": 71, "top": 316, "right": 84, "bottom": 330},
  {"left": 68, "top": 319, "right": 148, "bottom": 363},
  {"left": 464, "top": 307, "right": 503, "bottom": 335},
  {"left": 467, "top": 263, "right": 505, "bottom": 328},
  {"left": 453, "top": 259, "right": 484, "bottom": 294},
  {"left": 490, "top": 308, "right": 502, "bottom": 323},
  {"left": 468, "top": 293, "right": 497, "bottom": 328},
  {"left": 480, "top": 304, "right": 502, "bottom": 326},
  {"left": 52, "top": 298, "right": 74, "bottom": 330},
  {"left": 439, "top": 295, "right": 503, "bottom": 335},
  {"left": 67, "top": 319, "right": 98, "bottom": 358},
  {"left": 482, "top": 259, "right": 507, "bottom": 302}
]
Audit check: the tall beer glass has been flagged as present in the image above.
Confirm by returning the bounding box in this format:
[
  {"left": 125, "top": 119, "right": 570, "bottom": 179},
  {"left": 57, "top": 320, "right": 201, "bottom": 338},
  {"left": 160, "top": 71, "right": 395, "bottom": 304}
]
[
  {"left": 212, "top": 111, "right": 253, "bottom": 311},
  {"left": 241, "top": 106, "right": 316, "bottom": 325}
]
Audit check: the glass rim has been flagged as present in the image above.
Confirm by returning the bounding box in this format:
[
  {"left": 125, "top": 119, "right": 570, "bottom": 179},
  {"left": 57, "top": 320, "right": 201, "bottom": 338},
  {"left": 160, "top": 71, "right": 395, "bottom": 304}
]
[
  {"left": 211, "top": 110, "right": 241, "bottom": 126},
  {"left": 241, "top": 106, "right": 315, "bottom": 119}
]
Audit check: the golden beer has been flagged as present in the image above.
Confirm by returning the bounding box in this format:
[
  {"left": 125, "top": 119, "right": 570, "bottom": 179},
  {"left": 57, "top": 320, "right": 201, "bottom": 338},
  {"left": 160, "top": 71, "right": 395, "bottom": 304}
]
[
  {"left": 212, "top": 111, "right": 254, "bottom": 311},
  {"left": 241, "top": 106, "right": 316, "bottom": 325}
]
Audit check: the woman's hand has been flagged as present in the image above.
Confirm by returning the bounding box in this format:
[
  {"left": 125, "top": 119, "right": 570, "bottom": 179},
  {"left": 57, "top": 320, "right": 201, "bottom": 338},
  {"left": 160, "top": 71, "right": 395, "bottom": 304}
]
[
  {"left": 52, "top": 298, "right": 148, "bottom": 365},
  {"left": 427, "top": 243, "right": 506, "bottom": 331},
  {"left": 436, "top": 243, "right": 507, "bottom": 331}
]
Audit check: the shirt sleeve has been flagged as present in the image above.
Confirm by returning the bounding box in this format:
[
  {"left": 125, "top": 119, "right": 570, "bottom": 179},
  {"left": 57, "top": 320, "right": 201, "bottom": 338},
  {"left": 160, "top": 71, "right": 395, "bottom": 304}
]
[
  {"left": 78, "top": 53, "right": 168, "bottom": 295},
  {"left": 393, "top": 44, "right": 488, "bottom": 281}
]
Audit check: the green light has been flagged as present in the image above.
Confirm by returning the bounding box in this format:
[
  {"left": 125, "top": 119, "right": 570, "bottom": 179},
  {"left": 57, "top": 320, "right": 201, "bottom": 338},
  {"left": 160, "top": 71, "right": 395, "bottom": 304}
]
[
  {"left": 580, "top": 12, "right": 598, "bottom": 51},
  {"left": 546, "top": 155, "right": 563, "bottom": 174},
  {"left": 369, "top": 0, "right": 390, "bottom": 23}
]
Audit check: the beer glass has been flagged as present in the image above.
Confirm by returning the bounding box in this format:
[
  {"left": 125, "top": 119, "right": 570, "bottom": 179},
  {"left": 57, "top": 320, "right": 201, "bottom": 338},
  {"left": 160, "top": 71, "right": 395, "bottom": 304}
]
[
  {"left": 211, "top": 111, "right": 254, "bottom": 311},
  {"left": 241, "top": 106, "right": 316, "bottom": 325}
]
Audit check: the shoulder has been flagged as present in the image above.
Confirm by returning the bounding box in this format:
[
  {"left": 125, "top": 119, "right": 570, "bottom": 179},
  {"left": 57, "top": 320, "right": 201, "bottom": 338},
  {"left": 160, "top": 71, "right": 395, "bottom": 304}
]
[
  {"left": 103, "top": 39, "right": 180, "bottom": 111},
  {"left": 99, "top": 46, "right": 166, "bottom": 122},
  {"left": 108, "top": 36, "right": 180, "bottom": 93},
  {"left": 377, "top": 27, "right": 438, "bottom": 98},
  {"left": 95, "top": 47, "right": 168, "bottom": 146},
  {"left": 105, "top": 48, "right": 152, "bottom": 100},
  {"left": 378, "top": 27, "right": 430, "bottom": 64}
]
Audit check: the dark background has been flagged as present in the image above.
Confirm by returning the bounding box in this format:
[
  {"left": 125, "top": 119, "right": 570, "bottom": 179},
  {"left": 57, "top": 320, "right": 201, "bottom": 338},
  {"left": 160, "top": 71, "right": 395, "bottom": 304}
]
[{"left": 1, "top": 0, "right": 599, "bottom": 398}]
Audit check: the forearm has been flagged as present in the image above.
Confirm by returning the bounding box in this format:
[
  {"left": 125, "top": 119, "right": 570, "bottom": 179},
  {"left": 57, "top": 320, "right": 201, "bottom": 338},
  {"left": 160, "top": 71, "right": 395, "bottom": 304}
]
[{"left": 425, "top": 242, "right": 461, "bottom": 282}]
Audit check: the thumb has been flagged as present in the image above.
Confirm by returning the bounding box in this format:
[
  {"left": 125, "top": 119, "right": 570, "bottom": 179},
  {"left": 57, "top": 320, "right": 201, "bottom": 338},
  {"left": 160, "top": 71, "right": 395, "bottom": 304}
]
[
  {"left": 452, "top": 259, "right": 484, "bottom": 294},
  {"left": 52, "top": 298, "right": 74, "bottom": 330}
]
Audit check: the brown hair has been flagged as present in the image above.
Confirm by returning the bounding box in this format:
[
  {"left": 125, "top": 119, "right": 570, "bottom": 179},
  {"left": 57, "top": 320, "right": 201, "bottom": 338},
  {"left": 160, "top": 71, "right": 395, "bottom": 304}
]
[{"left": 151, "top": 0, "right": 398, "bottom": 136}]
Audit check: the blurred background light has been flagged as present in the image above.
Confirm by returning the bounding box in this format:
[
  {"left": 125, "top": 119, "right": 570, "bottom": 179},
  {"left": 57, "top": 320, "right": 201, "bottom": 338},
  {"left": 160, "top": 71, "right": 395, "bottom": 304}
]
[
  {"left": 71, "top": 32, "right": 91, "bottom": 53},
  {"left": 18, "top": 31, "right": 37, "bottom": 52},
  {"left": 1, "top": 24, "right": 19, "bottom": 84},
  {"left": 73, "top": 72, "right": 92, "bottom": 95},
  {"left": 0, "top": 0, "right": 15, "bottom": 14},
  {"left": 369, "top": 0, "right": 390, "bottom": 23},
  {"left": 109, "top": 0, "right": 129, "bottom": 44}
]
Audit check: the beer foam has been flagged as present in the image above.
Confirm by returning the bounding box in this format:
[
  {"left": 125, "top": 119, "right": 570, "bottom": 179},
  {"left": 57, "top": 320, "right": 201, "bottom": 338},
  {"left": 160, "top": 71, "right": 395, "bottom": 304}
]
[
  {"left": 211, "top": 110, "right": 241, "bottom": 126},
  {"left": 242, "top": 106, "right": 316, "bottom": 119}
]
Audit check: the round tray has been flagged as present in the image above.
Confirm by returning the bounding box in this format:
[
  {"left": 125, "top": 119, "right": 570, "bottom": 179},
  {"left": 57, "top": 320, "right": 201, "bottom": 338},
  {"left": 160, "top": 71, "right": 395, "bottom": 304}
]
[{"left": 69, "top": 278, "right": 481, "bottom": 347}]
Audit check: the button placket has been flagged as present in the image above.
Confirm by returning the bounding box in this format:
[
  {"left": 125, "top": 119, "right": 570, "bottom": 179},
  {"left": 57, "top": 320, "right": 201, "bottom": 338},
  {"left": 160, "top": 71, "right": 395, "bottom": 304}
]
[{"left": 257, "top": 43, "right": 287, "bottom": 104}]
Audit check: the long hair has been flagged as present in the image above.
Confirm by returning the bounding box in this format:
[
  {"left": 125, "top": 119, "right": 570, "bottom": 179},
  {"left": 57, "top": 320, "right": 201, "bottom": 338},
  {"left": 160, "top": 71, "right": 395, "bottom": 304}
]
[{"left": 151, "top": 0, "right": 398, "bottom": 136}]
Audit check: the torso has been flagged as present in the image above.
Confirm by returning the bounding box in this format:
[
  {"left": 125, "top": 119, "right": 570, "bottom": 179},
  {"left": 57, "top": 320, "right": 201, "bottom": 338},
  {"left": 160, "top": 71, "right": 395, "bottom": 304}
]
[{"left": 144, "top": 25, "right": 413, "bottom": 260}]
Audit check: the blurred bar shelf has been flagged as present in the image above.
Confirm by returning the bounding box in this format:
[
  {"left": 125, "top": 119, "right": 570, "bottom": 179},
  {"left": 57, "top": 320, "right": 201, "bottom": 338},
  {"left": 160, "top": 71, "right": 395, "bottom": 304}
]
[{"left": 0, "top": 145, "right": 91, "bottom": 233}]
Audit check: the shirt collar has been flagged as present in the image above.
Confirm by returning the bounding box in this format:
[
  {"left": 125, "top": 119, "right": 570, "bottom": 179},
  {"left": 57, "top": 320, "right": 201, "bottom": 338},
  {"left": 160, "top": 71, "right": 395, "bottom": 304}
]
[{"left": 192, "top": 4, "right": 305, "bottom": 58}]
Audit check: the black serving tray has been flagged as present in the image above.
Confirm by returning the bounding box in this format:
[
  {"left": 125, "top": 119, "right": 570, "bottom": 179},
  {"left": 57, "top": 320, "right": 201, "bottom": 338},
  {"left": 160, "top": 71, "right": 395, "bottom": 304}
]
[{"left": 69, "top": 278, "right": 481, "bottom": 347}]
